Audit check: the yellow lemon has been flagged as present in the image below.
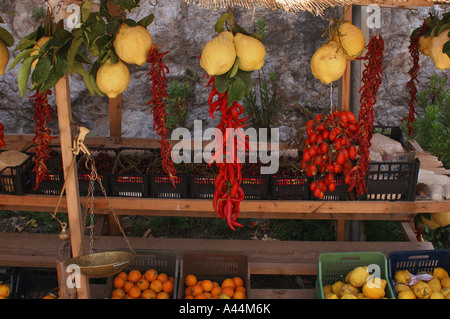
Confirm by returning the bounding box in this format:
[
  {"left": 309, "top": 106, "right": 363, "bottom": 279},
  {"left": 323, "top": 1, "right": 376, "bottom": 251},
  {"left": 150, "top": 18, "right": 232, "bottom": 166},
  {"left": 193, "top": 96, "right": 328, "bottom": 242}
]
[
  {"left": 394, "top": 283, "right": 411, "bottom": 294},
  {"left": 340, "top": 283, "right": 359, "bottom": 296},
  {"left": 397, "top": 290, "right": 416, "bottom": 299},
  {"left": 200, "top": 31, "right": 236, "bottom": 76},
  {"left": 113, "top": 24, "right": 153, "bottom": 66},
  {"left": 348, "top": 266, "right": 369, "bottom": 288},
  {"left": 418, "top": 35, "right": 432, "bottom": 56},
  {"left": 412, "top": 280, "right": 432, "bottom": 299},
  {"left": 362, "top": 278, "right": 386, "bottom": 299},
  {"left": 323, "top": 285, "right": 332, "bottom": 295},
  {"left": 31, "top": 36, "right": 51, "bottom": 70},
  {"left": 341, "top": 294, "right": 358, "bottom": 299},
  {"left": 311, "top": 41, "right": 346, "bottom": 85},
  {"left": 442, "top": 288, "right": 450, "bottom": 298},
  {"left": 431, "top": 213, "right": 450, "bottom": 228},
  {"left": 429, "top": 28, "right": 450, "bottom": 70},
  {"left": 421, "top": 215, "right": 440, "bottom": 230},
  {"left": 96, "top": 59, "right": 130, "bottom": 98},
  {"left": 0, "top": 40, "right": 9, "bottom": 75},
  {"left": 430, "top": 291, "right": 445, "bottom": 299},
  {"left": 433, "top": 267, "right": 449, "bottom": 281},
  {"left": 324, "top": 293, "right": 338, "bottom": 299},
  {"left": 394, "top": 270, "right": 411, "bottom": 284},
  {"left": 0, "top": 284, "right": 10, "bottom": 298},
  {"left": 441, "top": 277, "right": 450, "bottom": 289},
  {"left": 331, "top": 281, "right": 345, "bottom": 298},
  {"left": 233, "top": 33, "right": 265, "bottom": 72},
  {"left": 332, "top": 22, "right": 366, "bottom": 61},
  {"left": 428, "top": 277, "right": 442, "bottom": 292}
]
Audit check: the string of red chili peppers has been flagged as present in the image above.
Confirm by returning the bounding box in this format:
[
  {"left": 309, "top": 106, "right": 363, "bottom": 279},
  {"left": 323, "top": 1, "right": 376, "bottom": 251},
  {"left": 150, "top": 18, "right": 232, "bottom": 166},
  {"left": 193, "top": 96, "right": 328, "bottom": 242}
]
[
  {"left": 0, "top": 122, "right": 5, "bottom": 149},
  {"left": 31, "top": 90, "right": 55, "bottom": 189},
  {"left": 207, "top": 76, "right": 250, "bottom": 231},
  {"left": 404, "top": 22, "right": 429, "bottom": 137},
  {"left": 146, "top": 44, "right": 177, "bottom": 187},
  {"left": 346, "top": 35, "right": 385, "bottom": 198}
]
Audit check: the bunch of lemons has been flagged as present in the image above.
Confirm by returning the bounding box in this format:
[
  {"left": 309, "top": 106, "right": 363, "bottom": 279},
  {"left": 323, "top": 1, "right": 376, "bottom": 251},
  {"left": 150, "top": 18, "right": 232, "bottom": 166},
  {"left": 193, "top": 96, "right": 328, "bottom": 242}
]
[
  {"left": 110, "top": 269, "right": 175, "bottom": 299},
  {"left": 311, "top": 22, "right": 366, "bottom": 85},
  {"left": 323, "top": 265, "right": 389, "bottom": 299},
  {"left": 183, "top": 274, "right": 247, "bottom": 299},
  {"left": 0, "top": 283, "right": 10, "bottom": 299},
  {"left": 394, "top": 266, "right": 450, "bottom": 299}
]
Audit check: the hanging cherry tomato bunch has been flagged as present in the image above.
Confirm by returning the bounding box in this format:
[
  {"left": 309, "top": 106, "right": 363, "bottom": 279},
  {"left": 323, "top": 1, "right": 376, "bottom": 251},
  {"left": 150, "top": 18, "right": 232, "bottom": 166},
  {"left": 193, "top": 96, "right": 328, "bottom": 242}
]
[
  {"left": 302, "top": 110, "right": 358, "bottom": 199},
  {"left": 0, "top": 123, "right": 5, "bottom": 149}
]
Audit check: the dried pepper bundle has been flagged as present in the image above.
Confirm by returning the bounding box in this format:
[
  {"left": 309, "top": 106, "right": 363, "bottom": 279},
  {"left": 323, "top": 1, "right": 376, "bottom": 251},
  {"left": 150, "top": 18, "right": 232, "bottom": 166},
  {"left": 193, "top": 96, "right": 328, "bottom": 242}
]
[
  {"left": 404, "top": 22, "right": 429, "bottom": 137},
  {"left": 207, "top": 75, "right": 250, "bottom": 230},
  {"left": 346, "top": 35, "right": 385, "bottom": 197},
  {"left": 31, "top": 89, "right": 55, "bottom": 188},
  {"left": 0, "top": 122, "right": 4, "bottom": 148},
  {"left": 146, "top": 44, "right": 176, "bottom": 186}
]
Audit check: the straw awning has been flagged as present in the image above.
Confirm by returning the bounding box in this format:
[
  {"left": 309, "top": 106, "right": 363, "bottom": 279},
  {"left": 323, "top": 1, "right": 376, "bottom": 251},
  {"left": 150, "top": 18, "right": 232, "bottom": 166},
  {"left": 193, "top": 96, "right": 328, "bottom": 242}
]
[{"left": 180, "top": 0, "right": 449, "bottom": 16}]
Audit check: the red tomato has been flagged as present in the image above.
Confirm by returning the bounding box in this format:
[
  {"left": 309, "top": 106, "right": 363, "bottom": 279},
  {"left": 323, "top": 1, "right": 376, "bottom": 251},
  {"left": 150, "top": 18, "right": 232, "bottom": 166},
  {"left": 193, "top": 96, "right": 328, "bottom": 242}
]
[
  {"left": 319, "top": 142, "right": 328, "bottom": 154},
  {"left": 349, "top": 146, "right": 357, "bottom": 160},
  {"left": 345, "top": 111, "right": 356, "bottom": 123},
  {"left": 336, "top": 152, "right": 346, "bottom": 165},
  {"left": 328, "top": 182, "right": 336, "bottom": 192}
]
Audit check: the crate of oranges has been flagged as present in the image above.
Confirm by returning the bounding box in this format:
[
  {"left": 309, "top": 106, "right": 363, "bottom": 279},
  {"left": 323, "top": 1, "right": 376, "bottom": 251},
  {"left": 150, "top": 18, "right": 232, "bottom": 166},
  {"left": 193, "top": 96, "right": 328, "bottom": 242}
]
[
  {"left": 178, "top": 252, "right": 250, "bottom": 299},
  {"left": 105, "top": 249, "right": 179, "bottom": 299}
]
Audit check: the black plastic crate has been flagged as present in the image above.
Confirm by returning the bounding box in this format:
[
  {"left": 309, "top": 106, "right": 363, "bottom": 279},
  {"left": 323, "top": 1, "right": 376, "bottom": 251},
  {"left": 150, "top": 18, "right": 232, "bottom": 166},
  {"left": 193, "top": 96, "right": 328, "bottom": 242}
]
[
  {"left": 150, "top": 174, "right": 189, "bottom": 199},
  {"left": 78, "top": 149, "right": 116, "bottom": 197},
  {"left": 388, "top": 250, "right": 450, "bottom": 299},
  {"left": 30, "top": 148, "right": 65, "bottom": 195},
  {"left": 0, "top": 150, "right": 34, "bottom": 195},
  {"left": 270, "top": 175, "right": 309, "bottom": 200},
  {"left": 13, "top": 267, "right": 59, "bottom": 299},
  {"left": 241, "top": 175, "right": 270, "bottom": 200},
  {"left": 309, "top": 175, "right": 348, "bottom": 201},
  {"left": 359, "top": 126, "right": 419, "bottom": 201},
  {"left": 189, "top": 175, "right": 216, "bottom": 199},
  {"left": 112, "top": 148, "right": 154, "bottom": 198},
  {"left": 0, "top": 267, "right": 18, "bottom": 299}
]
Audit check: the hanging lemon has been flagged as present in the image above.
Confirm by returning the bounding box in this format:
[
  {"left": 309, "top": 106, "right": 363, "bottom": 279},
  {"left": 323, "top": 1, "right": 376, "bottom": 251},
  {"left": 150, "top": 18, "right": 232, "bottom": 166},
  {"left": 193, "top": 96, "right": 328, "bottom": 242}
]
[
  {"left": 311, "top": 41, "right": 347, "bottom": 85},
  {"left": 429, "top": 28, "right": 450, "bottom": 70},
  {"left": 0, "top": 40, "right": 9, "bottom": 75},
  {"left": 31, "top": 36, "right": 51, "bottom": 70},
  {"left": 96, "top": 59, "right": 131, "bottom": 98},
  {"left": 233, "top": 33, "right": 266, "bottom": 72},
  {"left": 332, "top": 22, "right": 366, "bottom": 61},
  {"left": 113, "top": 24, "right": 153, "bottom": 66},
  {"left": 418, "top": 35, "right": 432, "bottom": 56},
  {"left": 200, "top": 31, "right": 236, "bottom": 76}
]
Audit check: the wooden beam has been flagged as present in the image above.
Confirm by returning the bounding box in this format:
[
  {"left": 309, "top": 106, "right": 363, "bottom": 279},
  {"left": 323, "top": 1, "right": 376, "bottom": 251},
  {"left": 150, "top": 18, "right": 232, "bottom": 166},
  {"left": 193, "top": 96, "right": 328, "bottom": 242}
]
[
  {"left": 355, "top": 0, "right": 435, "bottom": 8},
  {"left": 54, "top": 74, "right": 90, "bottom": 299},
  {"left": 109, "top": 95, "right": 122, "bottom": 138},
  {"left": 340, "top": 5, "right": 353, "bottom": 111}
]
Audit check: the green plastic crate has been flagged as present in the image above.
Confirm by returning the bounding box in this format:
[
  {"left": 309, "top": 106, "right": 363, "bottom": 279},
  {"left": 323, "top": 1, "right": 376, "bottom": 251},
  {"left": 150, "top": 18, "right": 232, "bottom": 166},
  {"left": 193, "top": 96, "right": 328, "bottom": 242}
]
[{"left": 315, "top": 251, "right": 395, "bottom": 299}]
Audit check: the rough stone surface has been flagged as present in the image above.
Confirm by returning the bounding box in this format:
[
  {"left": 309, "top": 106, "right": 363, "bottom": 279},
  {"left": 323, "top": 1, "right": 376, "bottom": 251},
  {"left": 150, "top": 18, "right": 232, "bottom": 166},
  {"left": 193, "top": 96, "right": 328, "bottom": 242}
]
[{"left": 0, "top": 1, "right": 448, "bottom": 144}]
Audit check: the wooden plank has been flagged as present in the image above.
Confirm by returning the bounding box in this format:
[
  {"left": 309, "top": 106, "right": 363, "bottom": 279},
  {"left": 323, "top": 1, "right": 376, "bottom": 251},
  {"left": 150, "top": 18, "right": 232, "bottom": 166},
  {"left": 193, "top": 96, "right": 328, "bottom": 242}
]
[
  {"left": 356, "top": 0, "right": 435, "bottom": 8},
  {"left": 340, "top": 5, "right": 353, "bottom": 111},
  {"left": 250, "top": 288, "right": 315, "bottom": 299},
  {"left": 54, "top": 74, "right": 90, "bottom": 299},
  {"left": 109, "top": 95, "right": 122, "bottom": 138}
]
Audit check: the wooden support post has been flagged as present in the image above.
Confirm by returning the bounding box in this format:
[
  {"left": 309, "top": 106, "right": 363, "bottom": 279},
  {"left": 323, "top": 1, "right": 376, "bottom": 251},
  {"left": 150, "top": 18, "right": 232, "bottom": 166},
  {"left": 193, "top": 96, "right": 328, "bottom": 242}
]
[
  {"left": 55, "top": 74, "right": 90, "bottom": 299},
  {"left": 109, "top": 95, "right": 122, "bottom": 138}
]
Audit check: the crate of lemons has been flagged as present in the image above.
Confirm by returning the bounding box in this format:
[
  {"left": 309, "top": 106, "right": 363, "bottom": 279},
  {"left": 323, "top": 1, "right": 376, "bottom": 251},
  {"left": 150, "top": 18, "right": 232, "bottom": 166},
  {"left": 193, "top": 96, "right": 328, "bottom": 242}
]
[
  {"left": 393, "top": 266, "right": 450, "bottom": 299},
  {"left": 109, "top": 269, "right": 175, "bottom": 299},
  {"left": 322, "top": 265, "right": 392, "bottom": 299}
]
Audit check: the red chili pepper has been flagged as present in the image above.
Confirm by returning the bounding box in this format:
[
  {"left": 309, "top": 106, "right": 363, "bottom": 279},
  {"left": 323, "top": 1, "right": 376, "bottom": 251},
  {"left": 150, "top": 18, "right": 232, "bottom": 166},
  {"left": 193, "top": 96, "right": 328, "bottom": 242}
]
[
  {"left": 345, "top": 35, "right": 385, "bottom": 197},
  {"left": 30, "top": 90, "right": 55, "bottom": 189},
  {"left": 0, "top": 123, "right": 5, "bottom": 148},
  {"left": 147, "top": 44, "right": 177, "bottom": 187}
]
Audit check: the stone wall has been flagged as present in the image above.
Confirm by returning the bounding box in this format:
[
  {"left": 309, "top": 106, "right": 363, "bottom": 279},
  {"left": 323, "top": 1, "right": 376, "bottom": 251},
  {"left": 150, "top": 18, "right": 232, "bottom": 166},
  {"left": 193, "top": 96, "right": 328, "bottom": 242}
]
[{"left": 0, "top": 1, "right": 448, "bottom": 144}]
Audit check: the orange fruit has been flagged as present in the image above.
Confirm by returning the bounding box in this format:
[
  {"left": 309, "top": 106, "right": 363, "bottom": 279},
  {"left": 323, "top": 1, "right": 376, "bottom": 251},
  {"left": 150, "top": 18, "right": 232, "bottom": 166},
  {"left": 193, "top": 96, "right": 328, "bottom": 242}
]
[
  {"left": 221, "top": 278, "right": 236, "bottom": 290},
  {"left": 157, "top": 291, "right": 170, "bottom": 299},
  {"left": 195, "top": 293, "right": 208, "bottom": 299},
  {"left": 162, "top": 280, "right": 174, "bottom": 293},
  {"left": 201, "top": 279, "right": 213, "bottom": 292},
  {"left": 117, "top": 272, "right": 128, "bottom": 281},
  {"left": 184, "top": 286, "right": 192, "bottom": 297},
  {"left": 169, "top": 276, "right": 175, "bottom": 283},
  {"left": 211, "top": 286, "right": 222, "bottom": 298},
  {"left": 144, "top": 269, "right": 158, "bottom": 282},
  {"left": 136, "top": 278, "right": 150, "bottom": 291},
  {"left": 190, "top": 284, "right": 203, "bottom": 297},
  {"left": 150, "top": 279, "right": 163, "bottom": 293},
  {"left": 128, "top": 270, "right": 142, "bottom": 282},
  {"left": 113, "top": 276, "right": 125, "bottom": 289},
  {"left": 128, "top": 286, "right": 142, "bottom": 299},
  {"left": 111, "top": 288, "right": 125, "bottom": 299},
  {"left": 221, "top": 286, "right": 235, "bottom": 298},
  {"left": 157, "top": 273, "right": 168, "bottom": 283},
  {"left": 141, "top": 289, "right": 156, "bottom": 299},
  {"left": 185, "top": 295, "right": 194, "bottom": 299},
  {"left": 212, "top": 281, "right": 219, "bottom": 287},
  {"left": 232, "top": 291, "right": 246, "bottom": 299},
  {"left": 123, "top": 281, "right": 134, "bottom": 293},
  {"left": 110, "top": 296, "right": 122, "bottom": 299},
  {"left": 185, "top": 274, "right": 197, "bottom": 287},
  {"left": 235, "top": 286, "right": 246, "bottom": 293},
  {"left": 233, "top": 276, "right": 244, "bottom": 287}
]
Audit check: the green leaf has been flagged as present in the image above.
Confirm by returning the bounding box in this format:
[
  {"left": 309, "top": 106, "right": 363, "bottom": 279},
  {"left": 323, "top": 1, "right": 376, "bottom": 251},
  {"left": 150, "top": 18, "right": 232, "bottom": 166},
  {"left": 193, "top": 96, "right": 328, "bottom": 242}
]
[
  {"left": 8, "top": 48, "right": 34, "bottom": 71},
  {"left": 125, "top": 19, "right": 137, "bottom": 27},
  {"left": 81, "top": 0, "right": 93, "bottom": 23},
  {"left": 215, "top": 12, "right": 233, "bottom": 33},
  {"left": 14, "top": 32, "right": 37, "bottom": 51},
  {"left": 18, "top": 56, "right": 34, "bottom": 97},
  {"left": 83, "top": 69, "right": 96, "bottom": 95},
  {"left": 32, "top": 55, "right": 52, "bottom": 87},
  {"left": 68, "top": 36, "right": 84, "bottom": 75},
  {"left": 237, "top": 70, "right": 253, "bottom": 95},
  {"left": 47, "top": 29, "right": 73, "bottom": 49},
  {"left": 214, "top": 73, "right": 232, "bottom": 93},
  {"left": 228, "top": 57, "right": 239, "bottom": 78},
  {"left": 137, "top": 14, "right": 154, "bottom": 28},
  {"left": 106, "top": 18, "right": 120, "bottom": 35},
  {"left": 0, "top": 27, "right": 14, "bottom": 47},
  {"left": 228, "top": 76, "right": 246, "bottom": 105},
  {"left": 444, "top": 39, "right": 450, "bottom": 58}
]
